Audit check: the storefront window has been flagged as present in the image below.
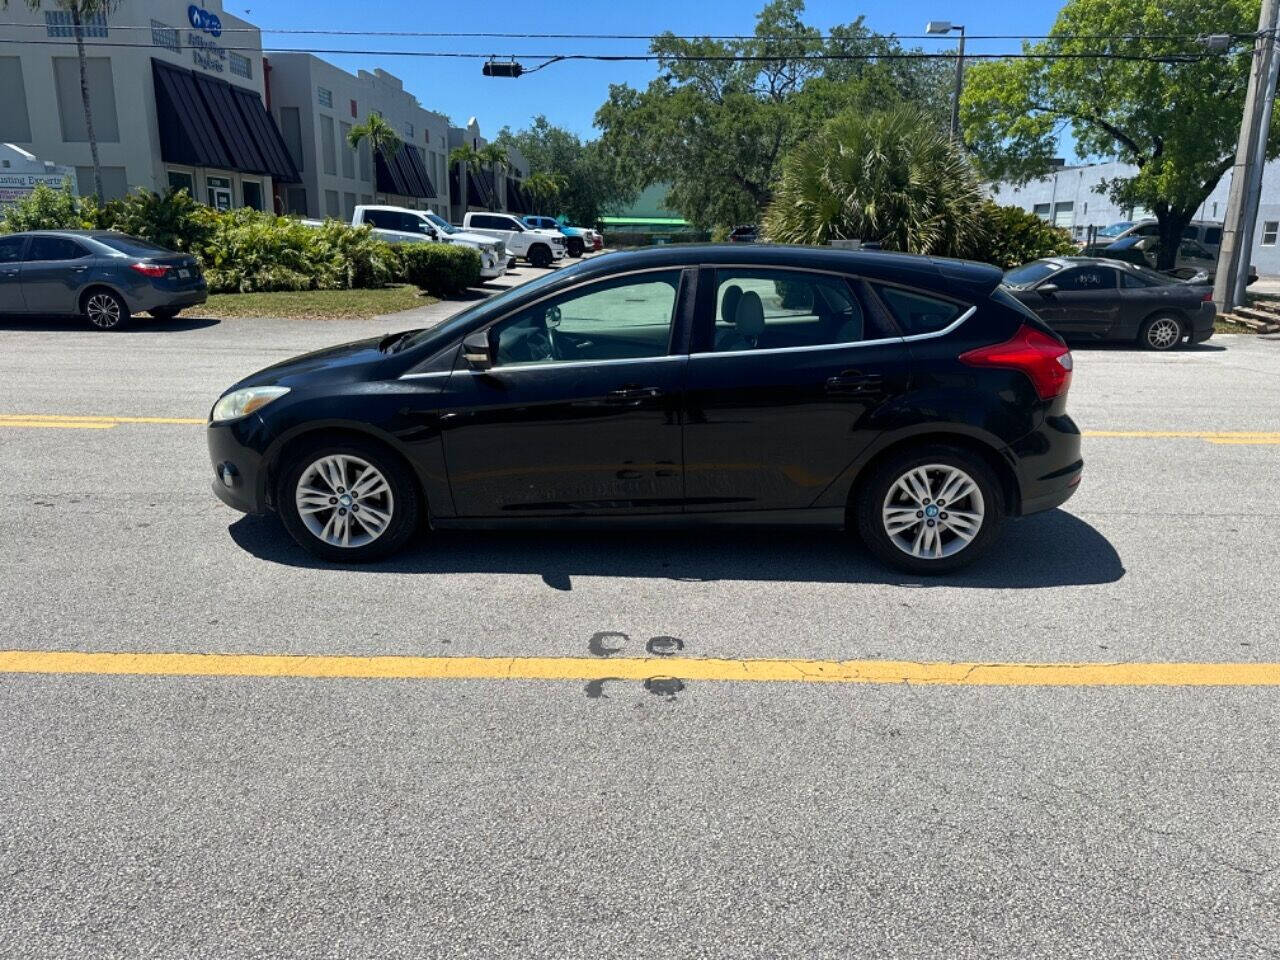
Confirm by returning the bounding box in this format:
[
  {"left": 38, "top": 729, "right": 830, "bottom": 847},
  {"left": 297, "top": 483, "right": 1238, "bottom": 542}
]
[
  {"left": 167, "top": 171, "right": 194, "bottom": 196},
  {"left": 206, "top": 176, "right": 232, "bottom": 211},
  {"left": 242, "top": 180, "right": 263, "bottom": 211}
]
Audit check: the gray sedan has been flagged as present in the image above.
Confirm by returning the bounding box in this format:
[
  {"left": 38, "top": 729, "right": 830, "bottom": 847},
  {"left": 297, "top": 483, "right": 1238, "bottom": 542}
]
[{"left": 0, "top": 230, "right": 207, "bottom": 330}]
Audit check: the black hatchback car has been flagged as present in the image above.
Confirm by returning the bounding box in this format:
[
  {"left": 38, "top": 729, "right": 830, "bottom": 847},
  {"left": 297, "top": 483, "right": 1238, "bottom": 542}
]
[
  {"left": 1004, "top": 256, "right": 1215, "bottom": 350},
  {"left": 0, "top": 230, "right": 206, "bottom": 329},
  {"left": 208, "top": 245, "right": 1082, "bottom": 573}
]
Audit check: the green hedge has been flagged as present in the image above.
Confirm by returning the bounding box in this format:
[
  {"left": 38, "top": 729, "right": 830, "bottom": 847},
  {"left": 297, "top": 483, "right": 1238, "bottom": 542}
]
[
  {"left": 606, "top": 229, "right": 712, "bottom": 248},
  {"left": 395, "top": 243, "right": 482, "bottom": 296}
]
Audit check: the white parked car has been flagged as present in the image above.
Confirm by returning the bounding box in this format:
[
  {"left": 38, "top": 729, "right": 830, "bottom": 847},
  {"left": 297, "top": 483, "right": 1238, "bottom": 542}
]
[
  {"left": 351, "top": 206, "right": 509, "bottom": 280},
  {"left": 461, "top": 212, "right": 566, "bottom": 268}
]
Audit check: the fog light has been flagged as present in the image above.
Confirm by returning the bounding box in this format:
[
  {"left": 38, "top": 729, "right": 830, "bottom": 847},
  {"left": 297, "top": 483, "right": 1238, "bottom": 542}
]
[{"left": 219, "top": 462, "right": 239, "bottom": 488}]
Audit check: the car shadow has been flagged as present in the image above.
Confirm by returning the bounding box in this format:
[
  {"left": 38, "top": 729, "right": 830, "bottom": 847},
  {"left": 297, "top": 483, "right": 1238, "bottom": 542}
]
[
  {"left": 0, "top": 315, "right": 221, "bottom": 333},
  {"left": 228, "top": 508, "right": 1124, "bottom": 591}
]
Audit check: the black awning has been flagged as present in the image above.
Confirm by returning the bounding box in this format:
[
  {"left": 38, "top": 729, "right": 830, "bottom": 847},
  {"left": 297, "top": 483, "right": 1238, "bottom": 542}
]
[
  {"left": 230, "top": 86, "right": 299, "bottom": 183},
  {"left": 152, "top": 59, "right": 299, "bottom": 183},
  {"left": 402, "top": 145, "right": 437, "bottom": 199},
  {"left": 467, "top": 169, "right": 492, "bottom": 208},
  {"left": 506, "top": 177, "right": 528, "bottom": 214},
  {"left": 449, "top": 165, "right": 460, "bottom": 198},
  {"left": 375, "top": 146, "right": 410, "bottom": 196},
  {"left": 152, "top": 59, "right": 232, "bottom": 169},
  {"left": 376, "top": 145, "right": 435, "bottom": 199}
]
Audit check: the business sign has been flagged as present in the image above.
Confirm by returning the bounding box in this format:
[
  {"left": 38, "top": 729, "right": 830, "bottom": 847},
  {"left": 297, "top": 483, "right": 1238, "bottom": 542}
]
[
  {"left": 189, "top": 31, "right": 225, "bottom": 72},
  {"left": 0, "top": 170, "right": 77, "bottom": 207},
  {"left": 187, "top": 4, "right": 222, "bottom": 37}
]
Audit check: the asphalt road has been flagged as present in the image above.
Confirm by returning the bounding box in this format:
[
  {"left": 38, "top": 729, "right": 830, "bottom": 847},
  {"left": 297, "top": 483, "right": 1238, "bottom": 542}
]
[{"left": 1, "top": 276, "right": 1278, "bottom": 958}]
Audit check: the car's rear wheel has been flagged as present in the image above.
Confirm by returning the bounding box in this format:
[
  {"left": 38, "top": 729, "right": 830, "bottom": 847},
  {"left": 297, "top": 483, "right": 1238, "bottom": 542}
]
[
  {"left": 150, "top": 307, "right": 182, "bottom": 321},
  {"left": 1139, "top": 313, "right": 1184, "bottom": 351},
  {"left": 528, "top": 244, "right": 552, "bottom": 268},
  {"left": 277, "top": 438, "right": 420, "bottom": 562},
  {"left": 855, "top": 445, "right": 1006, "bottom": 574},
  {"left": 566, "top": 237, "right": 584, "bottom": 258},
  {"left": 82, "top": 289, "right": 129, "bottom": 331}
]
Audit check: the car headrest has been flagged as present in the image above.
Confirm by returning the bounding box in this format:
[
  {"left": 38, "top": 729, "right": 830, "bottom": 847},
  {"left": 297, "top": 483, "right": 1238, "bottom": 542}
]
[
  {"left": 735, "top": 291, "right": 765, "bottom": 339},
  {"left": 721, "top": 285, "right": 743, "bottom": 325}
]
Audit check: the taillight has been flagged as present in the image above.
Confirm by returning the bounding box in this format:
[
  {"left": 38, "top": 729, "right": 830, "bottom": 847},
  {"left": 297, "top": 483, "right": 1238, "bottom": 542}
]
[
  {"left": 130, "top": 262, "right": 169, "bottom": 278},
  {"left": 959, "top": 324, "right": 1073, "bottom": 400},
  {"left": 1201, "top": 290, "right": 1213, "bottom": 302}
]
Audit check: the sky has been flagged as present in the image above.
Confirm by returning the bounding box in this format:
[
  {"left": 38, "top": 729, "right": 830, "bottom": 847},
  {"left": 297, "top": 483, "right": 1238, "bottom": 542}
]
[{"left": 227, "top": 0, "right": 1074, "bottom": 151}]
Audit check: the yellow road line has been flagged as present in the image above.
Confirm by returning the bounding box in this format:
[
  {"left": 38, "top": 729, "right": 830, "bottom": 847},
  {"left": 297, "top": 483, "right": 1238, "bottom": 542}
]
[
  {"left": 0, "top": 414, "right": 204, "bottom": 425},
  {"left": 0, "top": 420, "right": 117, "bottom": 430},
  {"left": 2, "top": 651, "right": 1278, "bottom": 687},
  {"left": 1085, "top": 430, "right": 1280, "bottom": 443}
]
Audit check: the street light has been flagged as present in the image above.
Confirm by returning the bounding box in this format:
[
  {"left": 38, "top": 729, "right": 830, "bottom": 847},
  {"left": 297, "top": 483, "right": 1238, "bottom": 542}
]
[{"left": 926, "top": 20, "right": 967, "bottom": 140}]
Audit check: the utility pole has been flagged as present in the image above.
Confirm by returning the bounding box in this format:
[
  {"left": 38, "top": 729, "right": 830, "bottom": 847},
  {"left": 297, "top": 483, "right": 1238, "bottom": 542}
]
[
  {"left": 1214, "top": 1, "right": 1280, "bottom": 313},
  {"left": 926, "top": 21, "right": 966, "bottom": 139}
]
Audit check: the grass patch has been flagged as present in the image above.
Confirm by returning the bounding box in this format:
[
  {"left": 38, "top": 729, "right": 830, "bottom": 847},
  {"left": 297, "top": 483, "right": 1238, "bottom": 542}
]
[{"left": 201, "top": 284, "right": 431, "bottom": 320}]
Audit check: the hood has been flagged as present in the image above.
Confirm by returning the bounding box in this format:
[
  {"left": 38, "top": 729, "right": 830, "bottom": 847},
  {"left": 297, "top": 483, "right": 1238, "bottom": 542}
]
[
  {"left": 230, "top": 336, "right": 389, "bottom": 392},
  {"left": 531, "top": 229, "right": 566, "bottom": 241},
  {"left": 445, "top": 230, "right": 499, "bottom": 248}
]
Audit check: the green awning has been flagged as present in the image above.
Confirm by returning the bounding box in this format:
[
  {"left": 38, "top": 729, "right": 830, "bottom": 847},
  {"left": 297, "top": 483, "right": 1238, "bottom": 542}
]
[{"left": 600, "top": 216, "right": 689, "bottom": 226}]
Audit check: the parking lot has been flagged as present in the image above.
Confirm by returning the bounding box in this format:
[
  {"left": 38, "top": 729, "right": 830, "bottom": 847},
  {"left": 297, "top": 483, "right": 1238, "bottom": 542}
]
[{"left": 1, "top": 279, "right": 1278, "bottom": 957}]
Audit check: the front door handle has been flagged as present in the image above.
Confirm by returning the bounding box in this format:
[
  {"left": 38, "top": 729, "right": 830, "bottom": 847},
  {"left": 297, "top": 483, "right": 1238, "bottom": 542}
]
[
  {"left": 605, "top": 385, "right": 664, "bottom": 405},
  {"left": 825, "top": 372, "right": 883, "bottom": 395}
]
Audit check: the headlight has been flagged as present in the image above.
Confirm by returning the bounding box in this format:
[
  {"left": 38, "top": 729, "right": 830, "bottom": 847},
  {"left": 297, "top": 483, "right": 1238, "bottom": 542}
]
[{"left": 210, "top": 386, "right": 289, "bottom": 423}]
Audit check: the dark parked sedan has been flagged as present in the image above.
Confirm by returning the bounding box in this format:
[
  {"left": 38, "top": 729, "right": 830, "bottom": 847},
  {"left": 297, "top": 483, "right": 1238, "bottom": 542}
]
[
  {"left": 0, "top": 230, "right": 206, "bottom": 330},
  {"left": 1004, "top": 257, "right": 1215, "bottom": 351},
  {"left": 208, "top": 245, "right": 1082, "bottom": 573}
]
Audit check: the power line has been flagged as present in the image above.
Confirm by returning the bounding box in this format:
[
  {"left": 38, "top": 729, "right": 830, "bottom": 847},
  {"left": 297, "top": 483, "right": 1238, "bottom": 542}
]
[{"left": 0, "top": 36, "right": 1232, "bottom": 65}]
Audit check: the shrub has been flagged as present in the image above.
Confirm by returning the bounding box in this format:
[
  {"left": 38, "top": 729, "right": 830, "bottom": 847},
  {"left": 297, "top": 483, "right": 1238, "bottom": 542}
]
[
  {"left": 968, "top": 202, "right": 1078, "bottom": 269},
  {"left": 305, "top": 219, "right": 398, "bottom": 290},
  {"left": 397, "top": 243, "right": 482, "bottom": 296},
  {"left": 107, "top": 188, "right": 217, "bottom": 254},
  {"left": 0, "top": 182, "right": 88, "bottom": 232},
  {"left": 764, "top": 105, "right": 988, "bottom": 256},
  {"left": 606, "top": 229, "right": 711, "bottom": 248}
]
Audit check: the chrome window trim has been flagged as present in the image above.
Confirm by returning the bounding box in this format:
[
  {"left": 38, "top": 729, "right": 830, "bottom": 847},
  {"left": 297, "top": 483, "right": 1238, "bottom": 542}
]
[
  {"left": 399, "top": 370, "right": 453, "bottom": 381},
  {"left": 690, "top": 335, "right": 905, "bottom": 360},
  {"left": 900, "top": 304, "right": 977, "bottom": 342},
  {"left": 465, "top": 355, "right": 685, "bottom": 375}
]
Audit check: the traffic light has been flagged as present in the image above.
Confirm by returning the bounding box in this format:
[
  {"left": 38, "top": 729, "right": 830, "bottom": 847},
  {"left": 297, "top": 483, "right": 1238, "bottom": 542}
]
[{"left": 483, "top": 60, "right": 524, "bottom": 79}]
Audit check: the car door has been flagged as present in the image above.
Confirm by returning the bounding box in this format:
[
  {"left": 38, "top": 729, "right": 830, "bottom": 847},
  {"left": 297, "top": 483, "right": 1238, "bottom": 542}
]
[
  {"left": 20, "top": 235, "right": 95, "bottom": 314},
  {"left": 472, "top": 213, "right": 518, "bottom": 248},
  {"left": 1030, "top": 265, "right": 1121, "bottom": 336},
  {"left": 0, "top": 235, "right": 26, "bottom": 312},
  {"left": 681, "top": 266, "right": 912, "bottom": 514},
  {"left": 440, "top": 267, "right": 690, "bottom": 517}
]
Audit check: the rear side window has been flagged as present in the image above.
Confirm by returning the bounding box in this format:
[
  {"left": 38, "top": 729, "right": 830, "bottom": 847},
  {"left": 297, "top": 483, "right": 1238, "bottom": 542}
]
[
  {"left": 1054, "top": 267, "right": 1117, "bottom": 290},
  {"left": 25, "top": 237, "right": 89, "bottom": 261},
  {"left": 93, "top": 234, "right": 170, "bottom": 256},
  {"left": 873, "top": 285, "right": 965, "bottom": 335},
  {"left": 0, "top": 236, "right": 24, "bottom": 263},
  {"left": 701, "top": 269, "right": 877, "bottom": 352}
]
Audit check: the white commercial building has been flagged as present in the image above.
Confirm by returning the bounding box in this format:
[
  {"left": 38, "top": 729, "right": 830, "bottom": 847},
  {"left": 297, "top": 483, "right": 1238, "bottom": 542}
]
[
  {"left": 0, "top": 143, "right": 77, "bottom": 206},
  {"left": 0, "top": 0, "right": 297, "bottom": 210},
  {"left": 266, "top": 56, "right": 452, "bottom": 221}
]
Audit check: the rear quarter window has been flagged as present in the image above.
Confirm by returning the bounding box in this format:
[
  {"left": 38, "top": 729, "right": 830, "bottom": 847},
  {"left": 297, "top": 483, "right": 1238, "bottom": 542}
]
[{"left": 873, "top": 285, "right": 965, "bottom": 335}]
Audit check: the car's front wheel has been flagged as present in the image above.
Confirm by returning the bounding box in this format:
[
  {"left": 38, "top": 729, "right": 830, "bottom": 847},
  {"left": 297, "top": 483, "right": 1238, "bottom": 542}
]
[
  {"left": 855, "top": 445, "right": 1005, "bottom": 574},
  {"left": 82, "top": 289, "right": 129, "bottom": 331},
  {"left": 566, "top": 237, "right": 584, "bottom": 258},
  {"left": 528, "top": 244, "right": 552, "bottom": 268},
  {"left": 277, "top": 438, "right": 420, "bottom": 562},
  {"left": 1139, "top": 313, "right": 1184, "bottom": 351}
]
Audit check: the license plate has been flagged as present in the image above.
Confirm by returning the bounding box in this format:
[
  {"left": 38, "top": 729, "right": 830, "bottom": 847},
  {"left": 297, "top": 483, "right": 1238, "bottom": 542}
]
[{"left": 178, "top": 268, "right": 192, "bottom": 279}]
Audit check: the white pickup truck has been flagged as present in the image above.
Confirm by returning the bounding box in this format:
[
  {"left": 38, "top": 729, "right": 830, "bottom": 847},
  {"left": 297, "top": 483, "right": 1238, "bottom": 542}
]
[
  {"left": 461, "top": 212, "right": 566, "bottom": 268},
  {"left": 349, "top": 205, "right": 511, "bottom": 280}
]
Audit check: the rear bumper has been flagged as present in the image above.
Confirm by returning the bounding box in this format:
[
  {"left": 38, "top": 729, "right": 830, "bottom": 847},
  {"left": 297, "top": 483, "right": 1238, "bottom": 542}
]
[
  {"left": 128, "top": 284, "right": 208, "bottom": 313},
  {"left": 1191, "top": 303, "right": 1216, "bottom": 343},
  {"left": 1009, "top": 412, "right": 1084, "bottom": 517}
]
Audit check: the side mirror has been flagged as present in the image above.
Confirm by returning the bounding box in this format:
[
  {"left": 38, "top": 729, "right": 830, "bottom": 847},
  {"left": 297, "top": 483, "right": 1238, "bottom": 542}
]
[
  {"left": 1037, "top": 283, "right": 1059, "bottom": 296},
  {"left": 462, "top": 331, "right": 493, "bottom": 370}
]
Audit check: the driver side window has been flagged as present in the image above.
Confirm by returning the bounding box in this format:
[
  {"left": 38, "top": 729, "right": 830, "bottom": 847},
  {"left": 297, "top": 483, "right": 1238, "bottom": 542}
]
[{"left": 490, "top": 270, "right": 682, "bottom": 366}]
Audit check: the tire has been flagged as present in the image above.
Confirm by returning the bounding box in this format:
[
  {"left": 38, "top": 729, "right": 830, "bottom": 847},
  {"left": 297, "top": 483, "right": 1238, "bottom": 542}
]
[
  {"left": 528, "top": 244, "right": 552, "bottom": 268},
  {"left": 566, "top": 237, "right": 584, "bottom": 258},
  {"left": 277, "top": 437, "right": 421, "bottom": 562},
  {"left": 1139, "top": 313, "right": 1184, "bottom": 351},
  {"left": 854, "top": 444, "right": 1006, "bottom": 575},
  {"left": 150, "top": 307, "right": 182, "bottom": 321},
  {"left": 82, "top": 288, "right": 129, "bottom": 331}
]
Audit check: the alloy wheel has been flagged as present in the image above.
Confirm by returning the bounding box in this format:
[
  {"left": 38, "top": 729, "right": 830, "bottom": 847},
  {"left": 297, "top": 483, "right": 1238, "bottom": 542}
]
[
  {"left": 881, "top": 464, "right": 986, "bottom": 560},
  {"left": 295, "top": 454, "right": 395, "bottom": 548},
  {"left": 1145, "top": 317, "right": 1181, "bottom": 350},
  {"left": 86, "top": 293, "right": 122, "bottom": 329}
]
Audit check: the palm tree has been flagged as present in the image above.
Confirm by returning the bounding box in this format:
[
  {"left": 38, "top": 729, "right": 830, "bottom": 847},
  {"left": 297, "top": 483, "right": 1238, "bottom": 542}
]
[
  {"left": 449, "top": 144, "right": 484, "bottom": 213},
  {"left": 5, "top": 0, "right": 119, "bottom": 202},
  {"left": 764, "top": 105, "right": 987, "bottom": 257},
  {"left": 525, "top": 171, "right": 567, "bottom": 217},
  {"left": 347, "top": 113, "right": 402, "bottom": 203},
  {"left": 477, "top": 143, "right": 508, "bottom": 211}
]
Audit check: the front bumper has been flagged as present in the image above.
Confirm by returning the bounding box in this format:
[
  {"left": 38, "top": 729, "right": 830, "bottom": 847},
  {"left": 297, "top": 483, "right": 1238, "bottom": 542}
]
[{"left": 207, "top": 419, "right": 270, "bottom": 514}]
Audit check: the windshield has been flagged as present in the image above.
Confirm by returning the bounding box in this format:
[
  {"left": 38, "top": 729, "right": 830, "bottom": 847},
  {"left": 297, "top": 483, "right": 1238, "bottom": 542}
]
[
  {"left": 425, "top": 212, "right": 458, "bottom": 235},
  {"left": 396, "top": 259, "right": 594, "bottom": 352},
  {"left": 93, "top": 234, "right": 173, "bottom": 256},
  {"left": 1097, "top": 221, "right": 1136, "bottom": 238},
  {"left": 1003, "top": 260, "right": 1062, "bottom": 288}
]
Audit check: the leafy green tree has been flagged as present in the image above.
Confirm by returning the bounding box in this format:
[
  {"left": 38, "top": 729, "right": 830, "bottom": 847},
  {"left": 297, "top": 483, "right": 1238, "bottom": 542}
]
[
  {"left": 449, "top": 143, "right": 485, "bottom": 212},
  {"left": 961, "top": 0, "right": 1271, "bottom": 268},
  {"left": 495, "top": 117, "right": 630, "bottom": 225},
  {"left": 764, "top": 106, "right": 987, "bottom": 256},
  {"left": 3, "top": 0, "right": 119, "bottom": 201},
  {"left": 524, "top": 171, "right": 567, "bottom": 216},
  {"left": 0, "top": 182, "right": 87, "bottom": 232},
  {"left": 594, "top": 0, "right": 949, "bottom": 229},
  {"left": 347, "top": 113, "right": 403, "bottom": 203}
]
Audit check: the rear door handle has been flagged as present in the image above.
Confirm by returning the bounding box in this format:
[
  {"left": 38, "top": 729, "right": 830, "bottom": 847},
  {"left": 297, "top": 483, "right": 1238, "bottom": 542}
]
[
  {"left": 605, "top": 385, "right": 664, "bottom": 405},
  {"left": 825, "top": 372, "right": 883, "bottom": 395}
]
